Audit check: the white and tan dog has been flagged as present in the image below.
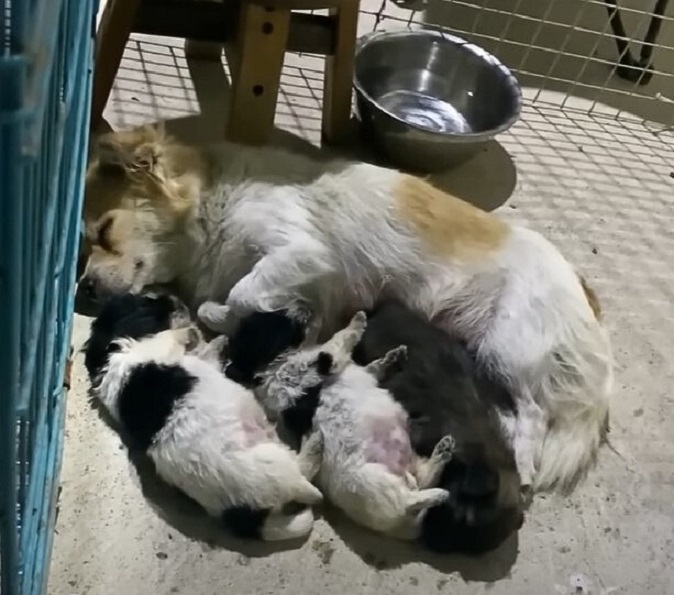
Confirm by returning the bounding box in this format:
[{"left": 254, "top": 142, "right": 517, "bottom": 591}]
[{"left": 81, "top": 125, "right": 612, "bottom": 492}]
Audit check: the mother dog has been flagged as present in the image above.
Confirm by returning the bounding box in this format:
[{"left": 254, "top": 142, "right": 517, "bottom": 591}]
[{"left": 80, "top": 125, "right": 612, "bottom": 493}]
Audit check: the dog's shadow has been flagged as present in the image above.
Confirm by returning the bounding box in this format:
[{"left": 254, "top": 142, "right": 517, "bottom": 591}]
[
  {"left": 86, "top": 388, "right": 308, "bottom": 557},
  {"left": 322, "top": 506, "right": 519, "bottom": 582}
]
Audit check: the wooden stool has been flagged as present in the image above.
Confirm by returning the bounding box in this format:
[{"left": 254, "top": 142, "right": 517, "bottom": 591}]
[{"left": 91, "top": 0, "right": 360, "bottom": 146}]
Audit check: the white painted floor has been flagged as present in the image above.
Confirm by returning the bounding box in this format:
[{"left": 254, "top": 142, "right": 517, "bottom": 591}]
[{"left": 49, "top": 1, "right": 674, "bottom": 593}]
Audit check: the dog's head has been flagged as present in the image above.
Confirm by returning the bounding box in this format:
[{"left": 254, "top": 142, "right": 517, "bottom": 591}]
[
  {"left": 84, "top": 292, "right": 191, "bottom": 381},
  {"left": 80, "top": 126, "right": 204, "bottom": 302}
]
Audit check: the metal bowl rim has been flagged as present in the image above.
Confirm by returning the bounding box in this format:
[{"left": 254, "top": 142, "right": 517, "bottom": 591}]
[{"left": 352, "top": 28, "right": 523, "bottom": 142}]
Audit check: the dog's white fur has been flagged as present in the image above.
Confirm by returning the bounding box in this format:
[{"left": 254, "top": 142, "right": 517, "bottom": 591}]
[
  {"left": 95, "top": 327, "right": 323, "bottom": 541},
  {"left": 82, "top": 126, "right": 613, "bottom": 492},
  {"left": 258, "top": 312, "right": 455, "bottom": 539}
]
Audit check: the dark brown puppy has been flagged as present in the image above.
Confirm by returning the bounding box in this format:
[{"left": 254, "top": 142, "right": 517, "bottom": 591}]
[{"left": 351, "top": 301, "right": 524, "bottom": 555}]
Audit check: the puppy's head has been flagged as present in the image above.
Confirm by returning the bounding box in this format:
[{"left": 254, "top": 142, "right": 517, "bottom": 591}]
[
  {"left": 419, "top": 446, "right": 524, "bottom": 555},
  {"left": 80, "top": 126, "right": 203, "bottom": 302},
  {"left": 225, "top": 311, "right": 307, "bottom": 385},
  {"left": 84, "top": 292, "right": 191, "bottom": 380}
]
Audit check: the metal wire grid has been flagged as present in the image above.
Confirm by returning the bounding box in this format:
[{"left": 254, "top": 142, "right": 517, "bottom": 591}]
[
  {"left": 360, "top": 0, "right": 674, "bottom": 129},
  {"left": 0, "top": 0, "right": 98, "bottom": 592}
]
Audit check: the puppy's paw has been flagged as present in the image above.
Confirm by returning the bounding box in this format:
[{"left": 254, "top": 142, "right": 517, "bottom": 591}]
[
  {"left": 383, "top": 344, "right": 408, "bottom": 368},
  {"left": 285, "top": 299, "right": 313, "bottom": 326},
  {"left": 349, "top": 310, "right": 367, "bottom": 331},
  {"left": 433, "top": 434, "right": 456, "bottom": 462},
  {"left": 174, "top": 325, "right": 202, "bottom": 350},
  {"left": 188, "top": 326, "right": 203, "bottom": 350}
]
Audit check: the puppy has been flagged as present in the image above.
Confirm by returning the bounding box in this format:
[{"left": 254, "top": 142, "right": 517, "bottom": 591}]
[
  {"left": 352, "top": 301, "right": 524, "bottom": 554},
  {"left": 84, "top": 293, "right": 323, "bottom": 542},
  {"left": 256, "top": 312, "right": 455, "bottom": 540}
]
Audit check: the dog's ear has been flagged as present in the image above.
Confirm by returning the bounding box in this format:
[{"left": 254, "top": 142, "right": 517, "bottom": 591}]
[{"left": 94, "top": 125, "right": 167, "bottom": 179}]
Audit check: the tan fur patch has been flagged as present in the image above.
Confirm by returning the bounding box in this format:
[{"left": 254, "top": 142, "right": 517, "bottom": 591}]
[
  {"left": 83, "top": 125, "right": 205, "bottom": 225},
  {"left": 579, "top": 275, "right": 602, "bottom": 320},
  {"left": 395, "top": 175, "right": 509, "bottom": 259}
]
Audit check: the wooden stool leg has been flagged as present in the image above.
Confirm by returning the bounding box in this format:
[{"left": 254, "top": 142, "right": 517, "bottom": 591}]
[
  {"left": 184, "top": 40, "right": 223, "bottom": 61},
  {"left": 322, "top": 0, "right": 360, "bottom": 145},
  {"left": 91, "top": 0, "right": 141, "bottom": 129},
  {"left": 226, "top": 4, "right": 290, "bottom": 146}
]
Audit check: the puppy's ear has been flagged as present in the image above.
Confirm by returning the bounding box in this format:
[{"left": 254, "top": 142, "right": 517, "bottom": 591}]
[{"left": 106, "top": 342, "right": 122, "bottom": 355}]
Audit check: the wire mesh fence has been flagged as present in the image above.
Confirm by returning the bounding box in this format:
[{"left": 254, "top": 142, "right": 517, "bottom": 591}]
[
  {"left": 357, "top": 0, "right": 674, "bottom": 131},
  {"left": 0, "top": 0, "right": 98, "bottom": 593}
]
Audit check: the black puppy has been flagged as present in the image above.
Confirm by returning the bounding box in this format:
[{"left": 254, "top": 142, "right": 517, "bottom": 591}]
[
  {"left": 351, "top": 301, "right": 524, "bottom": 555},
  {"left": 84, "top": 292, "right": 191, "bottom": 380}
]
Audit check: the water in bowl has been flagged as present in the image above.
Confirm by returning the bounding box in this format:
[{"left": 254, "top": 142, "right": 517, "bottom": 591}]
[{"left": 377, "top": 89, "right": 473, "bottom": 134}]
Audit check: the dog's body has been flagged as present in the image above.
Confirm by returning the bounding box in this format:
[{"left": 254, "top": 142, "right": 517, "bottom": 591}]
[
  {"left": 81, "top": 126, "right": 612, "bottom": 492},
  {"left": 352, "top": 301, "right": 524, "bottom": 554},
  {"left": 257, "top": 313, "right": 455, "bottom": 540},
  {"left": 85, "top": 294, "right": 323, "bottom": 542}
]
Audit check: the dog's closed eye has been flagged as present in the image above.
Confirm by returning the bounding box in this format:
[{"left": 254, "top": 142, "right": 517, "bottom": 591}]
[{"left": 96, "top": 215, "right": 115, "bottom": 253}]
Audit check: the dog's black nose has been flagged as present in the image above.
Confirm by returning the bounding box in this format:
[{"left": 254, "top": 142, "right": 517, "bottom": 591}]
[{"left": 78, "top": 276, "right": 97, "bottom": 299}]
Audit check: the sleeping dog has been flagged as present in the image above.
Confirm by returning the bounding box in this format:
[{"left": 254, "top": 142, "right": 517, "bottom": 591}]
[
  {"left": 81, "top": 125, "right": 611, "bottom": 494},
  {"left": 222, "top": 304, "right": 522, "bottom": 553},
  {"left": 84, "top": 293, "right": 323, "bottom": 542}
]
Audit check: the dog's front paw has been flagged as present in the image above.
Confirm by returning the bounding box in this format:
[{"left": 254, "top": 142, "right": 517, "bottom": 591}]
[{"left": 198, "top": 301, "right": 235, "bottom": 333}]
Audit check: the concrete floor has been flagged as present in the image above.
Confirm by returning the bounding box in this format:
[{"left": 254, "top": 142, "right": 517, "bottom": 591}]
[{"left": 49, "top": 2, "right": 674, "bottom": 593}]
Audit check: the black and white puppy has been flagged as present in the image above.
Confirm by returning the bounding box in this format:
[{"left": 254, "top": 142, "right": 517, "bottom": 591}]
[
  {"left": 352, "top": 301, "right": 524, "bottom": 555},
  {"left": 256, "top": 312, "right": 455, "bottom": 540},
  {"left": 84, "top": 293, "right": 323, "bottom": 542}
]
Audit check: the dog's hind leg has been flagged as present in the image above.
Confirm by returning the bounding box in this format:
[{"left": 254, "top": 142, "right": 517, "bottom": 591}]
[
  {"left": 415, "top": 434, "right": 456, "bottom": 488},
  {"left": 365, "top": 345, "right": 407, "bottom": 382},
  {"left": 297, "top": 430, "right": 324, "bottom": 481}
]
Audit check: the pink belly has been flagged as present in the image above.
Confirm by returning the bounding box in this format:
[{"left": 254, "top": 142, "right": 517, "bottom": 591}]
[{"left": 365, "top": 416, "right": 413, "bottom": 476}]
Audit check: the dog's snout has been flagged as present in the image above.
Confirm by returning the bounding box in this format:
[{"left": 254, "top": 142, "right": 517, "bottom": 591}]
[{"left": 79, "top": 275, "right": 98, "bottom": 300}]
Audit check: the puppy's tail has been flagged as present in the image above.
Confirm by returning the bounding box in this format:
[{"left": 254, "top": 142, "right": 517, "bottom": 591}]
[
  {"left": 222, "top": 502, "right": 317, "bottom": 542},
  {"left": 533, "top": 326, "right": 613, "bottom": 493}
]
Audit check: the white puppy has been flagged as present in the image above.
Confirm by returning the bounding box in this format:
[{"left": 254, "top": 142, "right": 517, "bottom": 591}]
[
  {"left": 257, "top": 312, "right": 455, "bottom": 540},
  {"left": 81, "top": 126, "right": 612, "bottom": 492},
  {"left": 86, "top": 294, "right": 323, "bottom": 541}
]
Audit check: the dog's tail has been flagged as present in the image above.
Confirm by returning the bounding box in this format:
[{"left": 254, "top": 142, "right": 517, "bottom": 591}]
[{"left": 533, "top": 323, "right": 613, "bottom": 493}]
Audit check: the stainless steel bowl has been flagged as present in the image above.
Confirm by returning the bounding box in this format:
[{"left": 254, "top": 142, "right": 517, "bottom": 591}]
[{"left": 353, "top": 29, "right": 522, "bottom": 171}]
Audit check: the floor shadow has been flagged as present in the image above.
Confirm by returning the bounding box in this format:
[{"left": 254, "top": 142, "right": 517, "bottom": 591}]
[
  {"left": 323, "top": 505, "right": 519, "bottom": 581},
  {"left": 416, "top": 0, "right": 674, "bottom": 126},
  {"left": 334, "top": 116, "right": 517, "bottom": 211}
]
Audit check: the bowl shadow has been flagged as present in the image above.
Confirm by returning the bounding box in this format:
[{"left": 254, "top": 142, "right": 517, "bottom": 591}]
[{"left": 341, "top": 116, "right": 517, "bottom": 212}]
